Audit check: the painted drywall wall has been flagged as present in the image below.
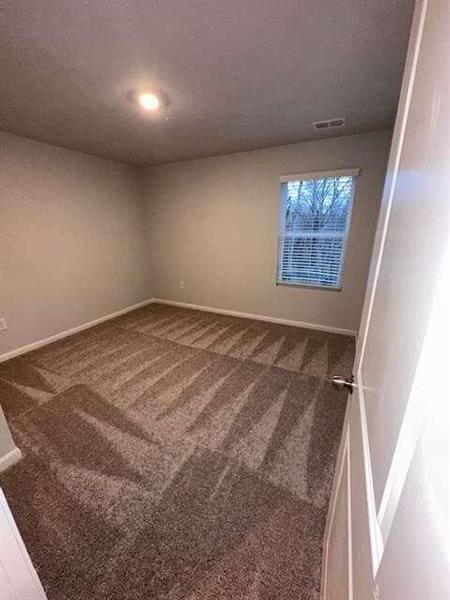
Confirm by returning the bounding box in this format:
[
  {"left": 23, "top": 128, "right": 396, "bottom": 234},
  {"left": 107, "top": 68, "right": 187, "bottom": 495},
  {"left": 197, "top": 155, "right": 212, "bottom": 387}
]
[
  {"left": 141, "top": 130, "right": 391, "bottom": 332},
  {"left": 0, "top": 131, "right": 150, "bottom": 355},
  {"left": 0, "top": 129, "right": 390, "bottom": 355}
]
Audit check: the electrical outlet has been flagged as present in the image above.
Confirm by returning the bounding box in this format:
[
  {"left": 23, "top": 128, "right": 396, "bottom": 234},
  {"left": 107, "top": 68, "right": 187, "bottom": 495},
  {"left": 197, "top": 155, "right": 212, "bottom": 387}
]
[
  {"left": 0, "top": 318, "right": 7, "bottom": 331},
  {"left": 179, "top": 281, "right": 186, "bottom": 290}
]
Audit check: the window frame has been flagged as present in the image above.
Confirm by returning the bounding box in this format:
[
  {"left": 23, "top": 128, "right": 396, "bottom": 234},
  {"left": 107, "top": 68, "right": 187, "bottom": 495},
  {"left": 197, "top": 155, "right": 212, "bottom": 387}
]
[{"left": 276, "top": 167, "right": 360, "bottom": 291}]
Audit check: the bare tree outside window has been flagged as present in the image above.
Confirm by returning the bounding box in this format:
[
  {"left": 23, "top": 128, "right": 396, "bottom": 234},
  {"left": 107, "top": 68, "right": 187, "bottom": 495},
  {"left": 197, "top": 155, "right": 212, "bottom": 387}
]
[{"left": 277, "top": 174, "right": 356, "bottom": 288}]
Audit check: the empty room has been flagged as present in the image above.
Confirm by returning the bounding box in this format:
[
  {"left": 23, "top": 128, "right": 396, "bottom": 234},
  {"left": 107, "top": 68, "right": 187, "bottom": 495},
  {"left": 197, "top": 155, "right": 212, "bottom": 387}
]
[{"left": 0, "top": 1, "right": 449, "bottom": 599}]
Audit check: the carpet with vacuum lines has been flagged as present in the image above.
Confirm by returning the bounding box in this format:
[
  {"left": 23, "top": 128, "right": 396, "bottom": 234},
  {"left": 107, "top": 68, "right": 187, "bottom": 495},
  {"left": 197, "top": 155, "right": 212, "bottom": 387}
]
[{"left": 0, "top": 303, "right": 354, "bottom": 599}]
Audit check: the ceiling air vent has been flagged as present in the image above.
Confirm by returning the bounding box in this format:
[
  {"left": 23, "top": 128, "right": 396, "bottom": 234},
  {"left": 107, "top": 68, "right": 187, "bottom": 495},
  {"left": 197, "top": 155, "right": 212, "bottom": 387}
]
[{"left": 313, "top": 117, "right": 346, "bottom": 131}]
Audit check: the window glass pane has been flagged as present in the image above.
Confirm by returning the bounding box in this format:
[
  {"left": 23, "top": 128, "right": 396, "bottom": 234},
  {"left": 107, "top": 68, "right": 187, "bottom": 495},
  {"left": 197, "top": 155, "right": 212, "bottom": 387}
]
[{"left": 278, "top": 175, "right": 355, "bottom": 288}]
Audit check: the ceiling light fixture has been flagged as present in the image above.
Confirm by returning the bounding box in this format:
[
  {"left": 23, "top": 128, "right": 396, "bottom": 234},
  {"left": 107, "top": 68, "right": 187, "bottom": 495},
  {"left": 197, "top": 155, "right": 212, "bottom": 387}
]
[{"left": 138, "top": 92, "right": 160, "bottom": 111}]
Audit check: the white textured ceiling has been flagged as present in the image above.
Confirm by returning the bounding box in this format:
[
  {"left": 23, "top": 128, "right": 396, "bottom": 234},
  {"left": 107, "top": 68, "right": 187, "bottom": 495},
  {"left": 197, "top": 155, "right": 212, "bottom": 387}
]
[{"left": 0, "top": 0, "right": 414, "bottom": 165}]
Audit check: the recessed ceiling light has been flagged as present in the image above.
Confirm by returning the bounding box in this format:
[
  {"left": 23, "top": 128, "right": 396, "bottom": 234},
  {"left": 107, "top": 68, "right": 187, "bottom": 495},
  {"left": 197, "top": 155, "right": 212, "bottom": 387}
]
[{"left": 138, "top": 92, "right": 160, "bottom": 111}]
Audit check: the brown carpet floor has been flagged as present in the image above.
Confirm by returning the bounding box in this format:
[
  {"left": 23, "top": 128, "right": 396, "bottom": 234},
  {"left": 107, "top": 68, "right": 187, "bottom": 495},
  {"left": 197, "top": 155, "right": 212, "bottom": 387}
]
[{"left": 0, "top": 303, "right": 354, "bottom": 600}]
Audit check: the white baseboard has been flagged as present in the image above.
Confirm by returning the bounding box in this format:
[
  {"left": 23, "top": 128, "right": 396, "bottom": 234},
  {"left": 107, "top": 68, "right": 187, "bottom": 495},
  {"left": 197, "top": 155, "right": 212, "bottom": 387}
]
[
  {"left": 0, "top": 447, "right": 22, "bottom": 473},
  {"left": 0, "top": 298, "right": 154, "bottom": 363},
  {"left": 152, "top": 298, "right": 356, "bottom": 337},
  {"left": 0, "top": 295, "right": 355, "bottom": 364}
]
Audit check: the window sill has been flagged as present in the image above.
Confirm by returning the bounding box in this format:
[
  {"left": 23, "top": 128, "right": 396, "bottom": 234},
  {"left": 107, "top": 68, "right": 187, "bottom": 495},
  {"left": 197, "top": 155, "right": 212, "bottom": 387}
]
[{"left": 275, "top": 281, "right": 342, "bottom": 292}]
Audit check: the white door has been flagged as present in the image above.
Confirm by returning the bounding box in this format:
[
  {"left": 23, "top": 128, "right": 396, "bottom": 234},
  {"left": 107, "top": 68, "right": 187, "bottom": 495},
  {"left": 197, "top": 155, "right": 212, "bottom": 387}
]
[{"left": 323, "top": 0, "right": 450, "bottom": 598}]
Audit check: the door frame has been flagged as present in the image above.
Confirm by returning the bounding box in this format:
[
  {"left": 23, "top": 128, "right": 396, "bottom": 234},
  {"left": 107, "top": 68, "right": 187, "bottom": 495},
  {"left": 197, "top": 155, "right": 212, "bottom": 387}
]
[
  {"left": 0, "top": 489, "right": 47, "bottom": 600},
  {"left": 321, "top": 402, "right": 353, "bottom": 598}
]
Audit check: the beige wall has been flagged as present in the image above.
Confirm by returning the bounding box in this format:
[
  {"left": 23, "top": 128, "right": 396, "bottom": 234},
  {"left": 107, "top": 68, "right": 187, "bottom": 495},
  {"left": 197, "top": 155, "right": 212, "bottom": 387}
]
[
  {"left": 142, "top": 130, "right": 391, "bottom": 332},
  {"left": 0, "top": 131, "right": 150, "bottom": 355},
  {"left": 0, "top": 129, "right": 390, "bottom": 357}
]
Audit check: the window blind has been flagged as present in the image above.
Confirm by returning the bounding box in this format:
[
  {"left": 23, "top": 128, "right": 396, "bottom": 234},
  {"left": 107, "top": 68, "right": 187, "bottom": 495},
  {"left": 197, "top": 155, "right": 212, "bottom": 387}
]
[{"left": 277, "top": 170, "right": 358, "bottom": 289}]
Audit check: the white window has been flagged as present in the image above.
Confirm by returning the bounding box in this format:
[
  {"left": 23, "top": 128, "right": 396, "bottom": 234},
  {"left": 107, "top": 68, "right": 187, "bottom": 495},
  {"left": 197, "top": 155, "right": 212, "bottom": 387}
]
[{"left": 277, "top": 168, "right": 359, "bottom": 289}]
